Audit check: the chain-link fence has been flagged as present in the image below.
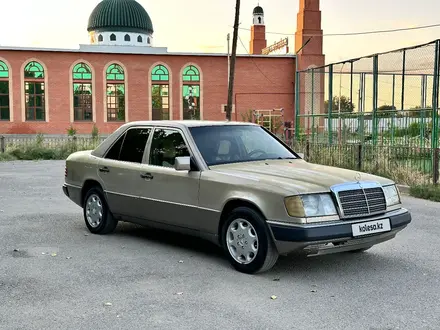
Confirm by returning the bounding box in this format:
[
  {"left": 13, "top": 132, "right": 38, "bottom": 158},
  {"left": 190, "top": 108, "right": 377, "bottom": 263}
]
[{"left": 294, "top": 39, "right": 440, "bottom": 185}]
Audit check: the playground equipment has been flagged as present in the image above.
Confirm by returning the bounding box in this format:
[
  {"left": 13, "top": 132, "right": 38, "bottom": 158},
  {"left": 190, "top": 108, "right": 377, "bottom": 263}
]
[{"left": 250, "top": 108, "right": 295, "bottom": 143}]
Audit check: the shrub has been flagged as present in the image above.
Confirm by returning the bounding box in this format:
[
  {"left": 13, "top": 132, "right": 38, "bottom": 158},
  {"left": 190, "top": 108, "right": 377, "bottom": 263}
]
[
  {"left": 410, "top": 184, "right": 440, "bottom": 202},
  {"left": 91, "top": 124, "right": 99, "bottom": 139},
  {"left": 67, "top": 125, "right": 77, "bottom": 137},
  {"left": 293, "top": 141, "right": 431, "bottom": 187},
  {"left": 0, "top": 152, "right": 17, "bottom": 161},
  {"left": 0, "top": 137, "right": 102, "bottom": 162}
]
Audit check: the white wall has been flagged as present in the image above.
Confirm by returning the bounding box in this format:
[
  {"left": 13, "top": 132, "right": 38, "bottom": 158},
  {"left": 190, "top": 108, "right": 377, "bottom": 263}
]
[
  {"left": 253, "top": 14, "right": 264, "bottom": 25},
  {"left": 90, "top": 31, "right": 153, "bottom": 47}
]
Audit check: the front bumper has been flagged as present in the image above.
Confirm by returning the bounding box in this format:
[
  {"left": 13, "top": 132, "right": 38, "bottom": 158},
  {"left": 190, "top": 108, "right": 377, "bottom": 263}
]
[{"left": 267, "top": 208, "right": 411, "bottom": 255}]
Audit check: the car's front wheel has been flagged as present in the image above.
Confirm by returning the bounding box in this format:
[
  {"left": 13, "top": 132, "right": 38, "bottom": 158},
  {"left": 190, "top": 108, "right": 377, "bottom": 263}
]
[
  {"left": 221, "top": 206, "right": 279, "bottom": 274},
  {"left": 83, "top": 186, "right": 118, "bottom": 235}
]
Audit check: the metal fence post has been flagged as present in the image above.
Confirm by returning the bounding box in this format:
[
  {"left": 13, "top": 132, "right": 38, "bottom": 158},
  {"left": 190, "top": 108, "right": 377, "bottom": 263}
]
[
  {"left": 294, "top": 70, "right": 300, "bottom": 141},
  {"left": 401, "top": 49, "right": 406, "bottom": 112},
  {"left": 350, "top": 61, "right": 354, "bottom": 110},
  {"left": 357, "top": 143, "right": 363, "bottom": 171},
  {"left": 0, "top": 136, "right": 4, "bottom": 153},
  {"left": 391, "top": 74, "right": 396, "bottom": 145},
  {"left": 434, "top": 148, "right": 439, "bottom": 185},
  {"left": 328, "top": 64, "right": 333, "bottom": 145},
  {"left": 311, "top": 68, "right": 315, "bottom": 142},
  {"left": 359, "top": 73, "right": 365, "bottom": 144},
  {"left": 372, "top": 55, "right": 379, "bottom": 145},
  {"left": 431, "top": 40, "right": 440, "bottom": 180},
  {"left": 305, "top": 138, "right": 310, "bottom": 161}
]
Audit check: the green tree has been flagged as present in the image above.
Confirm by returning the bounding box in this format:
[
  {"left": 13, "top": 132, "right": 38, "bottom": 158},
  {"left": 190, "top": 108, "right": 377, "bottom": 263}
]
[
  {"left": 324, "top": 95, "right": 355, "bottom": 114},
  {"left": 376, "top": 104, "right": 396, "bottom": 118},
  {"left": 408, "top": 105, "right": 432, "bottom": 118},
  {"left": 378, "top": 105, "right": 396, "bottom": 111}
]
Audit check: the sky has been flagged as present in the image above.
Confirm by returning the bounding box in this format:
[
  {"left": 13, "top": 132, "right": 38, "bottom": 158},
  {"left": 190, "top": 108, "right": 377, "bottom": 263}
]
[{"left": 0, "top": 0, "right": 440, "bottom": 63}]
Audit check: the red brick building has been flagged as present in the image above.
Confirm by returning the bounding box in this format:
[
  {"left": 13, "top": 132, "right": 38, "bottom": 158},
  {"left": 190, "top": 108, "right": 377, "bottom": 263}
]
[{"left": 0, "top": 0, "right": 324, "bottom": 135}]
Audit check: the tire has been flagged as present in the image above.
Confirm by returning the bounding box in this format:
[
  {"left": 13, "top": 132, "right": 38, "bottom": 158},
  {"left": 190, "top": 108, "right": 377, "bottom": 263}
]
[
  {"left": 221, "top": 206, "right": 279, "bottom": 274},
  {"left": 83, "top": 186, "right": 118, "bottom": 235}
]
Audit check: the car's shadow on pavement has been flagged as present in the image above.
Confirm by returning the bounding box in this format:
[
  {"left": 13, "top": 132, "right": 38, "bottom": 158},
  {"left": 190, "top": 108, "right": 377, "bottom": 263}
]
[
  {"left": 112, "top": 222, "right": 226, "bottom": 259},
  {"left": 107, "top": 222, "right": 410, "bottom": 278}
]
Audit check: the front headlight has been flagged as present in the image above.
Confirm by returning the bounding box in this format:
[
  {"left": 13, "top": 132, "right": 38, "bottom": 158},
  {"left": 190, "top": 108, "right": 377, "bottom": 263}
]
[
  {"left": 284, "top": 194, "right": 338, "bottom": 218},
  {"left": 383, "top": 184, "right": 400, "bottom": 207}
]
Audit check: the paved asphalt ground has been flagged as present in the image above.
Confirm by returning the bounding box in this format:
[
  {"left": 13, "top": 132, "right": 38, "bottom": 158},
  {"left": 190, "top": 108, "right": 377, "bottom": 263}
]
[{"left": 0, "top": 160, "right": 439, "bottom": 330}]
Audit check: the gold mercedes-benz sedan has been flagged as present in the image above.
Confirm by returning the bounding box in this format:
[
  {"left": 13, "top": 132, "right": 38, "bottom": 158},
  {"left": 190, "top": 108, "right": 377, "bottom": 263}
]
[{"left": 62, "top": 120, "right": 411, "bottom": 274}]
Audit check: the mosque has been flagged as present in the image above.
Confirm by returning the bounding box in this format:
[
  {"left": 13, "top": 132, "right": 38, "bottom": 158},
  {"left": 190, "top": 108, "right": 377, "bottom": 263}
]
[{"left": 0, "top": 0, "right": 324, "bottom": 134}]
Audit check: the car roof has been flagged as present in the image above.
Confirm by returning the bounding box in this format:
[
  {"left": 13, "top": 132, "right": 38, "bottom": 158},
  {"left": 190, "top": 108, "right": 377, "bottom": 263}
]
[
  {"left": 91, "top": 120, "right": 259, "bottom": 158},
  {"left": 124, "top": 120, "right": 259, "bottom": 128}
]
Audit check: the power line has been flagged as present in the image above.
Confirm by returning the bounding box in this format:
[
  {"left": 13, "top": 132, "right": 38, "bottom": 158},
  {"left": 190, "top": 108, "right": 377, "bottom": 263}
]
[
  {"left": 234, "top": 22, "right": 440, "bottom": 37},
  {"left": 237, "top": 35, "right": 281, "bottom": 86}
]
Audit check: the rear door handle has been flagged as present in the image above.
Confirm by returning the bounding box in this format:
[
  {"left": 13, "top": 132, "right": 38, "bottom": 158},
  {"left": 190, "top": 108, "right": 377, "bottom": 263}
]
[
  {"left": 99, "top": 166, "right": 110, "bottom": 173},
  {"left": 140, "top": 172, "right": 153, "bottom": 180}
]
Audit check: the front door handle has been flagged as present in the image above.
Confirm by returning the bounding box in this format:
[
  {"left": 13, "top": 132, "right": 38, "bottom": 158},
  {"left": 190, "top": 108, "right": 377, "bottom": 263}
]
[
  {"left": 140, "top": 172, "right": 153, "bottom": 180},
  {"left": 99, "top": 166, "right": 110, "bottom": 173}
]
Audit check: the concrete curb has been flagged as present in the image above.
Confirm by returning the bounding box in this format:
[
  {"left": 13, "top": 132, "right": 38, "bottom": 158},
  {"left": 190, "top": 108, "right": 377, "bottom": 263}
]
[{"left": 397, "top": 184, "right": 410, "bottom": 195}]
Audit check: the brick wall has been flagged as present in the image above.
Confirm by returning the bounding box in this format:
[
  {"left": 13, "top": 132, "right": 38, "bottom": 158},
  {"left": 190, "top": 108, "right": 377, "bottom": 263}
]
[{"left": 0, "top": 49, "right": 295, "bottom": 135}]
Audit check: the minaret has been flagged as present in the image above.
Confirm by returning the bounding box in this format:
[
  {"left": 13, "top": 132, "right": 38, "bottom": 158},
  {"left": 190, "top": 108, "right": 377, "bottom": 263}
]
[
  {"left": 249, "top": 4, "right": 267, "bottom": 55},
  {"left": 294, "top": 0, "right": 325, "bottom": 70},
  {"left": 294, "top": 0, "right": 325, "bottom": 128}
]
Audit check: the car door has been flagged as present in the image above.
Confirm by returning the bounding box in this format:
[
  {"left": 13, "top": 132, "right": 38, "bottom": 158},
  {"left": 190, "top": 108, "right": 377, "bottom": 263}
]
[
  {"left": 137, "top": 127, "right": 201, "bottom": 230},
  {"left": 97, "top": 126, "right": 152, "bottom": 218}
]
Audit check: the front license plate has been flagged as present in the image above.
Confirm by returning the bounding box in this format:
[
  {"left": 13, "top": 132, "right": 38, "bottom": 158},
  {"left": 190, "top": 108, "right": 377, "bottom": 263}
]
[{"left": 352, "top": 219, "right": 391, "bottom": 237}]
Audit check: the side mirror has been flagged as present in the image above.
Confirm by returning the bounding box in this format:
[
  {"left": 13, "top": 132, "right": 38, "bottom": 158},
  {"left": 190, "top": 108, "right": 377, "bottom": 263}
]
[
  {"left": 175, "top": 156, "right": 191, "bottom": 171},
  {"left": 297, "top": 152, "right": 304, "bottom": 159}
]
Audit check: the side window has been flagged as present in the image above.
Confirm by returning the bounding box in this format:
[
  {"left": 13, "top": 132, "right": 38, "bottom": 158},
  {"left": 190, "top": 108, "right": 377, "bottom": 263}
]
[
  {"left": 149, "top": 128, "right": 190, "bottom": 168},
  {"left": 119, "top": 128, "right": 151, "bottom": 163},
  {"left": 105, "top": 133, "right": 126, "bottom": 160}
]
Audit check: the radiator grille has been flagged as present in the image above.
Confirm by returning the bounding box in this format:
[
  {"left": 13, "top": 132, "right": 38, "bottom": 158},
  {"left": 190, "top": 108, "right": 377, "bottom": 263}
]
[{"left": 337, "top": 187, "right": 386, "bottom": 218}]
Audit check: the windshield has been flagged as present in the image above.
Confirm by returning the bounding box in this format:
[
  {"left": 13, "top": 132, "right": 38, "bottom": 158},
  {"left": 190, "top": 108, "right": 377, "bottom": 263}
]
[{"left": 188, "top": 125, "right": 298, "bottom": 166}]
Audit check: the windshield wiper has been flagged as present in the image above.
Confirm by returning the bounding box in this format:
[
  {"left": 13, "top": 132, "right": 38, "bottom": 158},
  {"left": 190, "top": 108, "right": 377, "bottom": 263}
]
[{"left": 265, "top": 157, "right": 296, "bottom": 160}]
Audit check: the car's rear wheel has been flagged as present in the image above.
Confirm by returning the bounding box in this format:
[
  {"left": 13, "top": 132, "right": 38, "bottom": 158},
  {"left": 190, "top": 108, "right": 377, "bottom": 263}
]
[
  {"left": 83, "top": 186, "right": 118, "bottom": 234},
  {"left": 221, "top": 206, "right": 279, "bottom": 274}
]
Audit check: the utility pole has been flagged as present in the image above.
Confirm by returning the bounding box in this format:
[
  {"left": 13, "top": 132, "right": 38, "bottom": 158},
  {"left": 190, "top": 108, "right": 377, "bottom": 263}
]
[
  {"left": 226, "top": 0, "right": 240, "bottom": 121},
  {"left": 227, "top": 33, "right": 230, "bottom": 83}
]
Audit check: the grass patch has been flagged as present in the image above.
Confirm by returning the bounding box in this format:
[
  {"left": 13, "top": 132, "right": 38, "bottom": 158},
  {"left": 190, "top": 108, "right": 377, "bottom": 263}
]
[
  {"left": 409, "top": 184, "right": 440, "bottom": 202},
  {"left": 0, "top": 138, "right": 101, "bottom": 161},
  {"left": 292, "top": 141, "right": 432, "bottom": 187},
  {"left": 0, "top": 152, "right": 17, "bottom": 161}
]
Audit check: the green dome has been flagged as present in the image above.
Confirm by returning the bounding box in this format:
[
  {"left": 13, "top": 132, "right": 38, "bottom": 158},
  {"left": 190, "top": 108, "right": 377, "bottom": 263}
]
[
  {"left": 87, "top": 0, "right": 154, "bottom": 35},
  {"left": 253, "top": 6, "right": 264, "bottom": 15}
]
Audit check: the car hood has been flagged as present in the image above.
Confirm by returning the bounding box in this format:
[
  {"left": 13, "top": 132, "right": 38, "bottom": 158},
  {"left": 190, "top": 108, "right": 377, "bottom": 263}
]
[{"left": 210, "top": 159, "right": 394, "bottom": 195}]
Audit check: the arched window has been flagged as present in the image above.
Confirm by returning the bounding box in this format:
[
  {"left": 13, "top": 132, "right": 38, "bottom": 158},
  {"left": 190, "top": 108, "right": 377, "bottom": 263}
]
[
  {"left": 182, "top": 65, "right": 200, "bottom": 120},
  {"left": 0, "top": 61, "right": 10, "bottom": 121},
  {"left": 151, "top": 65, "right": 169, "bottom": 120},
  {"left": 147, "top": 37, "right": 151, "bottom": 44},
  {"left": 72, "top": 63, "right": 93, "bottom": 121},
  {"left": 124, "top": 34, "right": 131, "bottom": 42},
  {"left": 24, "top": 61, "right": 45, "bottom": 121},
  {"left": 258, "top": 16, "right": 262, "bottom": 24},
  {"left": 110, "top": 34, "right": 116, "bottom": 41},
  {"left": 106, "top": 63, "right": 125, "bottom": 121},
  {"left": 137, "top": 35, "right": 143, "bottom": 43},
  {"left": 98, "top": 34, "right": 103, "bottom": 42}
]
